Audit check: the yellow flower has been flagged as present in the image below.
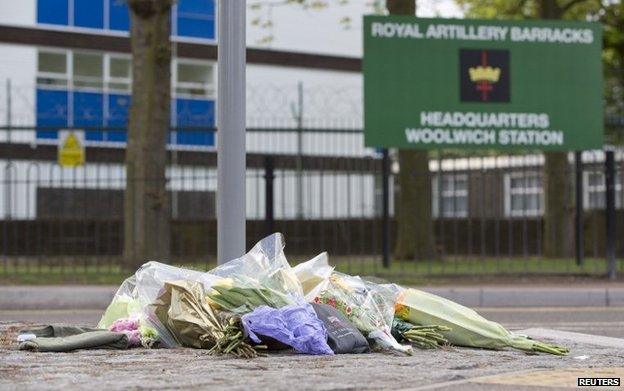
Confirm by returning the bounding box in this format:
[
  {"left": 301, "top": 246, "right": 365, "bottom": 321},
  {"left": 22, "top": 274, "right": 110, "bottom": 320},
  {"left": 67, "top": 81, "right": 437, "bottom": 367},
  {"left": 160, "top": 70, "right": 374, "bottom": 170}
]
[
  {"left": 395, "top": 291, "right": 409, "bottom": 318},
  {"left": 395, "top": 302, "right": 409, "bottom": 319}
]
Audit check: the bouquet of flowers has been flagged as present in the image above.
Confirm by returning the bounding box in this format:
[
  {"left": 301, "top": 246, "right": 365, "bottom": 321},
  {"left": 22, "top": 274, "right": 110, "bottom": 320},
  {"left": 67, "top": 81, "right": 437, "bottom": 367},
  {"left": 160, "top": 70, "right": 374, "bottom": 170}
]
[
  {"left": 395, "top": 288, "right": 569, "bottom": 355},
  {"left": 314, "top": 272, "right": 411, "bottom": 354},
  {"left": 108, "top": 315, "right": 159, "bottom": 348}
]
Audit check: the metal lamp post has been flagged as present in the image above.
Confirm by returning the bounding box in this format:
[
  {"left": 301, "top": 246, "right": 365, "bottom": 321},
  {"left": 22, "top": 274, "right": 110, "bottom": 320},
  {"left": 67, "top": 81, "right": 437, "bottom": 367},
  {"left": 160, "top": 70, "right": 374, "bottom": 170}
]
[{"left": 217, "top": 0, "right": 246, "bottom": 264}]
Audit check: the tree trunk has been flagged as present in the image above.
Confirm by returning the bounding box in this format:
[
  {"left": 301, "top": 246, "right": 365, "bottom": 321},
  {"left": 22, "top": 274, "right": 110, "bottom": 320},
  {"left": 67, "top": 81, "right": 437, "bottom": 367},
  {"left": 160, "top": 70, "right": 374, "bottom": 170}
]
[
  {"left": 394, "top": 150, "right": 436, "bottom": 260},
  {"left": 540, "top": 0, "right": 574, "bottom": 258},
  {"left": 386, "top": 0, "right": 436, "bottom": 260},
  {"left": 538, "top": 0, "right": 564, "bottom": 20},
  {"left": 386, "top": 0, "right": 415, "bottom": 14},
  {"left": 543, "top": 152, "right": 574, "bottom": 257},
  {"left": 124, "top": 0, "right": 172, "bottom": 269}
]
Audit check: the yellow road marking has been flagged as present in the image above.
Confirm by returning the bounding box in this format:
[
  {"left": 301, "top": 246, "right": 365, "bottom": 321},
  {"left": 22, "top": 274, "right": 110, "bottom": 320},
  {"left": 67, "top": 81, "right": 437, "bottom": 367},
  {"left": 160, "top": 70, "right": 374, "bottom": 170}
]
[{"left": 471, "top": 367, "right": 624, "bottom": 388}]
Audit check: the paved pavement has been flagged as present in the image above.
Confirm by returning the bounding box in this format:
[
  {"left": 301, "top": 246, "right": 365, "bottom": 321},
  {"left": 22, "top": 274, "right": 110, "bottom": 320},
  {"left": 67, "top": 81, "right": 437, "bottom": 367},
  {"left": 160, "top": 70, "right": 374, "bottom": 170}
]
[
  {"left": 2, "top": 284, "right": 624, "bottom": 390},
  {"left": 1, "top": 321, "right": 622, "bottom": 391}
]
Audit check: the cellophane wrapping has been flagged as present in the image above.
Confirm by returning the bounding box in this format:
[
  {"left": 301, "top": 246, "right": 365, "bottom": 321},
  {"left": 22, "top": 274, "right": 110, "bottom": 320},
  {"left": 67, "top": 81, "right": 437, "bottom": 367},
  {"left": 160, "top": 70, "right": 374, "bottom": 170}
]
[
  {"left": 98, "top": 261, "right": 218, "bottom": 347},
  {"left": 205, "top": 233, "right": 306, "bottom": 314},
  {"left": 313, "top": 272, "right": 411, "bottom": 354}
]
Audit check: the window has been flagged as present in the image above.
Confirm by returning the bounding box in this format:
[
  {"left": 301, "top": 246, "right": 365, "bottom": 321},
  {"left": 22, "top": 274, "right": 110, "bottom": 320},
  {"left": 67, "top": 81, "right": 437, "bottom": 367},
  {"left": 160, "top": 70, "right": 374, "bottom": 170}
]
[
  {"left": 175, "top": 59, "right": 214, "bottom": 98},
  {"left": 37, "top": 0, "right": 69, "bottom": 26},
  {"left": 37, "top": 50, "right": 69, "bottom": 87},
  {"left": 175, "top": 0, "right": 216, "bottom": 39},
  {"left": 36, "top": 89, "right": 69, "bottom": 138},
  {"left": 74, "top": 0, "right": 104, "bottom": 29},
  {"left": 35, "top": 50, "right": 216, "bottom": 147},
  {"left": 175, "top": 98, "right": 215, "bottom": 145},
  {"left": 37, "top": 0, "right": 213, "bottom": 38},
  {"left": 73, "top": 52, "right": 104, "bottom": 90},
  {"left": 109, "top": 0, "right": 130, "bottom": 31},
  {"left": 584, "top": 171, "right": 623, "bottom": 209},
  {"left": 107, "top": 55, "right": 131, "bottom": 92},
  {"left": 504, "top": 172, "right": 543, "bottom": 217},
  {"left": 432, "top": 174, "right": 468, "bottom": 218},
  {"left": 37, "top": 0, "right": 117, "bottom": 31}
]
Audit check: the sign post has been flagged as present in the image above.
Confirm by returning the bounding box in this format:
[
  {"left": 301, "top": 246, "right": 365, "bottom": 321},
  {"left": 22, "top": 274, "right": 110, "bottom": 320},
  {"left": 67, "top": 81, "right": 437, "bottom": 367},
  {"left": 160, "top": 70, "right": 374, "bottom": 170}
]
[
  {"left": 605, "top": 149, "right": 616, "bottom": 280},
  {"left": 364, "top": 17, "right": 603, "bottom": 151},
  {"left": 217, "top": 0, "right": 246, "bottom": 264},
  {"left": 381, "top": 148, "right": 390, "bottom": 268},
  {"left": 575, "top": 151, "right": 584, "bottom": 266}
]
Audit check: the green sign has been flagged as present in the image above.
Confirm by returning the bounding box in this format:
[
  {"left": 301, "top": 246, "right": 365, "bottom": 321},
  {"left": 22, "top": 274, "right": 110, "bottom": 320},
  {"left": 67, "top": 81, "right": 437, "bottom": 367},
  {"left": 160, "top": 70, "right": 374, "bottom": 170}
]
[{"left": 363, "top": 16, "right": 603, "bottom": 151}]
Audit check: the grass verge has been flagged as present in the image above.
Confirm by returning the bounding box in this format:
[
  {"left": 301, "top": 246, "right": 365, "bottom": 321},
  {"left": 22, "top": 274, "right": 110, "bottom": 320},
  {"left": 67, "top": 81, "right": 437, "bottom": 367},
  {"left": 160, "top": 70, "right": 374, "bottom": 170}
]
[{"left": 0, "top": 256, "right": 620, "bottom": 285}]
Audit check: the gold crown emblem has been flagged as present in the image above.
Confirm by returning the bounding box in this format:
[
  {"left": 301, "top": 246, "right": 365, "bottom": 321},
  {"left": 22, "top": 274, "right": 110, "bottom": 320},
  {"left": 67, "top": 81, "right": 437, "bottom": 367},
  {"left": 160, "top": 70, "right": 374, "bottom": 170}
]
[{"left": 469, "top": 66, "right": 501, "bottom": 83}]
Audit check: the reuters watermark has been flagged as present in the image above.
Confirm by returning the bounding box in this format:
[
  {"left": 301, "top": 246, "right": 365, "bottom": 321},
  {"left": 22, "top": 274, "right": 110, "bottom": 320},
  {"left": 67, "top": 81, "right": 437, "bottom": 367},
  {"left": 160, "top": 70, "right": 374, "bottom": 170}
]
[{"left": 577, "top": 377, "right": 620, "bottom": 387}]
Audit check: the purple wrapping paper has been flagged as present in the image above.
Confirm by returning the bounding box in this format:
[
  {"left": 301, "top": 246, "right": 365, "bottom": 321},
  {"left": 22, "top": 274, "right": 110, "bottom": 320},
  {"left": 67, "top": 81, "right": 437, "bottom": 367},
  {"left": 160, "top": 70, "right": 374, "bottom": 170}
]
[{"left": 241, "top": 303, "right": 334, "bottom": 355}]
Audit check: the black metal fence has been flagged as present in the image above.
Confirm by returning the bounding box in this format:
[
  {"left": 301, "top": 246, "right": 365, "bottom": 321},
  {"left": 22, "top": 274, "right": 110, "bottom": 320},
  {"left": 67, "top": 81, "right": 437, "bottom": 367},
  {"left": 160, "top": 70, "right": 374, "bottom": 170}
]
[{"left": 1, "top": 127, "right": 623, "bottom": 280}]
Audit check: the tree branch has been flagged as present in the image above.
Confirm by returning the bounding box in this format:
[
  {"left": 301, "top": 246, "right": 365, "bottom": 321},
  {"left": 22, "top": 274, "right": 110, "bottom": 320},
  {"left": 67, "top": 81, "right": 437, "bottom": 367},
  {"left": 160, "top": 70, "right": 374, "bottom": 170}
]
[
  {"left": 127, "top": 0, "right": 173, "bottom": 17},
  {"left": 505, "top": 0, "right": 530, "bottom": 17},
  {"left": 561, "top": 0, "right": 587, "bottom": 13}
]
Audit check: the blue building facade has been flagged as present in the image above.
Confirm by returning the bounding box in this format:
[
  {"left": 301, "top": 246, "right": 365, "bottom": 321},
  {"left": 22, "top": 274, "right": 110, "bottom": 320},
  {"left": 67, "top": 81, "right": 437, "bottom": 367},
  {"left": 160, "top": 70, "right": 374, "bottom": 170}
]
[{"left": 36, "top": 0, "right": 216, "bottom": 146}]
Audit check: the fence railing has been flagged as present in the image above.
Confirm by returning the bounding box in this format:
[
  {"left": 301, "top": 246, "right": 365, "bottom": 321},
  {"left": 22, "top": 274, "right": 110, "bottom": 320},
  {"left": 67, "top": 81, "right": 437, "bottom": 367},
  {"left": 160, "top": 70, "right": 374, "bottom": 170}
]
[{"left": 1, "top": 127, "right": 623, "bottom": 281}]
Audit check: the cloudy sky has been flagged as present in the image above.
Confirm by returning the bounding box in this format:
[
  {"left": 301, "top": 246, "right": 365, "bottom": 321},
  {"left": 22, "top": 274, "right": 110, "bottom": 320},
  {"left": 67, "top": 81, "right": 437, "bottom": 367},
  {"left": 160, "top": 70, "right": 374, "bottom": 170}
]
[{"left": 247, "top": 0, "right": 464, "bottom": 56}]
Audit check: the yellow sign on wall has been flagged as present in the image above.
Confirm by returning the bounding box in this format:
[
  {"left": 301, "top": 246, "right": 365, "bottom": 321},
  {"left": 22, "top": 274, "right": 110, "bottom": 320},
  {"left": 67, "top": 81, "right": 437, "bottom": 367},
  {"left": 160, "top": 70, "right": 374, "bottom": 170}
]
[{"left": 58, "top": 130, "right": 85, "bottom": 167}]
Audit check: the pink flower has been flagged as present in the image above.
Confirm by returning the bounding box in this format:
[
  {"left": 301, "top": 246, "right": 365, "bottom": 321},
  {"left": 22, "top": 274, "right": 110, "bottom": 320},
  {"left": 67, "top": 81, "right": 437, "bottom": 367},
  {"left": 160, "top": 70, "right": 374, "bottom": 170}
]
[
  {"left": 109, "top": 316, "right": 140, "bottom": 333},
  {"left": 125, "top": 329, "right": 142, "bottom": 346},
  {"left": 109, "top": 316, "right": 143, "bottom": 347}
]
